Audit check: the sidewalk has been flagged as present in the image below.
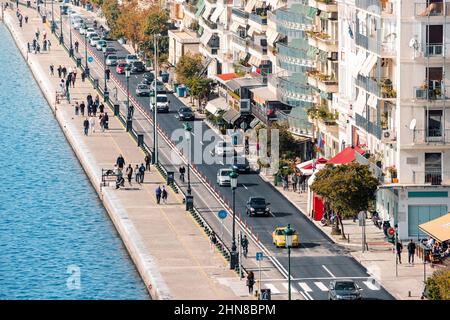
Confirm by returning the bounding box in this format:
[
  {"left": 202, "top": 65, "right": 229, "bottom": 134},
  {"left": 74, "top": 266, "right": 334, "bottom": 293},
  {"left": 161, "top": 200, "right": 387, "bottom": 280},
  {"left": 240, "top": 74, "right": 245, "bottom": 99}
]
[{"left": 4, "top": 5, "right": 246, "bottom": 300}]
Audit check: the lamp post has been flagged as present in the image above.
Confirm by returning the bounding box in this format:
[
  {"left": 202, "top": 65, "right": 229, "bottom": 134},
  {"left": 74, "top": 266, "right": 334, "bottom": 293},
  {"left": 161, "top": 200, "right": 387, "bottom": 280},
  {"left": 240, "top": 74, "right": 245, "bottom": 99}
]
[
  {"left": 51, "top": 0, "right": 55, "bottom": 33},
  {"left": 84, "top": 29, "right": 89, "bottom": 76},
  {"left": 184, "top": 122, "right": 192, "bottom": 195},
  {"left": 152, "top": 33, "right": 160, "bottom": 165},
  {"left": 125, "top": 66, "right": 132, "bottom": 131},
  {"left": 284, "top": 224, "right": 294, "bottom": 301},
  {"left": 103, "top": 51, "right": 109, "bottom": 102},
  {"left": 229, "top": 170, "right": 239, "bottom": 269},
  {"left": 68, "top": 9, "right": 73, "bottom": 57},
  {"left": 59, "top": 4, "right": 63, "bottom": 44}
]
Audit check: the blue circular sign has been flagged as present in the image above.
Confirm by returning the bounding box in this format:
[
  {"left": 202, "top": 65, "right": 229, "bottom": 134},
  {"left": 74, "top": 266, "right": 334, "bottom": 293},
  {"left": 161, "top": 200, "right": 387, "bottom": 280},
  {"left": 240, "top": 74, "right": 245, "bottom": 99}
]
[
  {"left": 218, "top": 210, "right": 227, "bottom": 220},
  {"left": 87, "top": 56, "right": 94, "bottom": 63}
]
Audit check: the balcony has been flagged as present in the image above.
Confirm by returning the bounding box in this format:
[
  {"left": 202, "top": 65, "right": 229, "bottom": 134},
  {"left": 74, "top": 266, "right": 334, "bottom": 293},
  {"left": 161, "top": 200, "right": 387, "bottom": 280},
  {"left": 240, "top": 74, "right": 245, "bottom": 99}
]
[
  {"left": 355, "top": 113, "right": 382, "bottom": 139},
  {"left": 249, "top": 12, "right": 268, "bottom": 26},
  {"left": 232, "top": 8, "right": 248, "bottom": 21},
  {"left": 231, "top": 34, "right": 249, "bottom": 49},
  {"left": 356, "top": 75, "right": 397, "bottom": 99},
  {"left": 309, "top": 0, "right": 337, "bottom": 12},
  {"left": 277, "top": 43, "right": 315, "bottom": 70},
  {"left": 412, "top": 170, "right": 450, "bottom": 185},
  {"left": 306, "top": 31, "right": 338, "bottom": 52},
  {"left": 276, "top": 7, "right": 314, "bottom": 36},
  {"left": 306, "top": 70, "right": 338, "bottom": 93},
  {"left": 270, "top": 75, "right": 317, "bottom": 106},
  {"left": 414, "top": 86, "right": 450, "bottom": 100},
  {"left": 356, "top": 0, "right": 395, "bottom": 15},
  {"left": 424, "top": 43, "right": 444, "bottom": 57},
  {"left": 355, "top": 33, "right": 396, "bottom": 57},
  {"left": 413, "top": 129, "right": 450, "bottom": 144},
  {"left": 201, "top": 17, "right": 218, "bottom": 30},
  {"left": 415, "top": 2, "right": 450, "bottom": 18},
  {"left": 248, "top": 40, "right": 268, "bottom": 55}
]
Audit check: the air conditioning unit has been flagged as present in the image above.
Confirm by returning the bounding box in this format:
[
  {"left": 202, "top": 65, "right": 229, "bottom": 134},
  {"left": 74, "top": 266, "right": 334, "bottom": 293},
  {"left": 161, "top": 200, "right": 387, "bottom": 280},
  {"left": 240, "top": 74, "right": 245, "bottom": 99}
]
[{"left": 382, "top": 129, "right": 396, "bottom": 144}]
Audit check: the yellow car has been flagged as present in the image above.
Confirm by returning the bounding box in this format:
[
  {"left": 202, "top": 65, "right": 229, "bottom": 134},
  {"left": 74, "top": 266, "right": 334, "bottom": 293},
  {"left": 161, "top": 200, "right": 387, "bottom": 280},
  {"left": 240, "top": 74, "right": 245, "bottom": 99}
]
[{"left": 272, "top": 226, "right": 299, "bottom": 248}]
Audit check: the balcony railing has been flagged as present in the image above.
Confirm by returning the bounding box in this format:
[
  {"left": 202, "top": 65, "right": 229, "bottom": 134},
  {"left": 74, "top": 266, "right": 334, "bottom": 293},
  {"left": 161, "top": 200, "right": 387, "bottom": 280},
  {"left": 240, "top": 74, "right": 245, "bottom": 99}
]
[
  {"left": 356, "top": 75, "right": 397, "bottom": 99},
  {"left": 413, "top": 128, "right": 450, "bottom": 144},
  {"left": 205, "top": 0, "right": 217, "bottom": 3},
  {"left": 232, "top": 34, "right": 249, "bottom": 47},
  {"left": 415, "top": 2, "right": 450, "bottom": 17},
  {"left": 276, "top": 8, "right": 313, "bottom": 34},
  {"left": 424, "top": 43, "right": 444, "bottom": 56},
  {"left": 270, "top": 75, "right": 316, "bottom": 105},
  {"left": 185, "top": 3, "right": 197, "bottom": 15},
  {"left": 414, "top": 86, "right": 450, "bottom": 100},
  {"left": 232, "top": 8, "right": 248, "bottom": 20},
  {"left": 355, "top": 113, "right": 382, "bottom": 139},
  {"left": 248, "top": 41, "right": 268, "bottom": 55},
  {"left": 202, "top": 17, "right": 218, "bottom": 30},
  {"left": 249, "top": 12, "right": 268, "bottom": 25},
  {"left": 412, "top": 170, "right": 450, "bottom": 185},
  {"left": 355, "top": 0, "right": 394, "bottom": 14}
]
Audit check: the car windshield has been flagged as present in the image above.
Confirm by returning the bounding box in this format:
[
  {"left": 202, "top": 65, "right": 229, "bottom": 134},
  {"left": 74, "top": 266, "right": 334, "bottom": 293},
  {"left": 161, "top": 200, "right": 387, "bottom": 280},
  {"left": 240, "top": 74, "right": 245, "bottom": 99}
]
[
  {"left": 118, "top": 63, "right": 125, "bottom": 68},
  {"left": 233, "top": 157, "right": 247, "bottom": 164},
  {"left": 157, "top": 96, "right": 167, "bottom": 103},
  {"left": 334, "top": 282, "right": 356, "bottom": 291},
  {"left": 127, "top": 55, "right": 137, "bottom": 60},
  {"left": 107, "top": 55, "right": 117, "bottom": 60},
  {"left": 220, "top": 170, "right": 232, "bottom": 176},
  {"left": 138, "top": 85, "right": 148, "bottom": 89},
  {"left": 106, "top": 48, "right": 115, "bottom": 52},
  {"left": 180, "top": 108, "right": 191, "bottom": 113},
  {"left": 251, "top": 198, "right": 266, "bottom": 205},
  {"left": 276, "top": 230, "right": 285, "bottom": 236},
  {"left": 134, "top": 62, "right": 143, "bottom": 67}
]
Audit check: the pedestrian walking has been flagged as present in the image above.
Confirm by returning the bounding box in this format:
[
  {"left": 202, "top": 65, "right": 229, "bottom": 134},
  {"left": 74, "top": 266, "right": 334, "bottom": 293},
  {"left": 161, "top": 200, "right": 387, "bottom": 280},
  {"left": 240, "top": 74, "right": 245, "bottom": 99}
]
[
  {"left": 139, "top": 163, "right": 145, "bottom": 183},
  {"left": 161, "top": 186, "right": 168, "bottom": 204},
  {"left": 99, "top": 103, "right": 105, "bottom": 114},
  {"left": 292, "top": 173, "right": 298, "bottom": 192},
  {"left": 94, "top": 95, "right": 100, "bottom": 108},
  {"left": 74, "top": 41, "right": 79, "bottom": 52},
  {"left": 67, "top": 73, "right": 72, "bottom": 87},
  {"left": 80, "top": 101, "right": 85, "bottom": 116},
  {"left": 209, "top": 231, "right": 217, "bottom": 251},
  {"left": 396, "top": 241, "right": 403, "bottom": 264},
  {"left": 43, "top": 30, "right": 47, "bottom": 41},
  {"left": 62, "top": 66, "right": 67, "bottom": 79},
  {"left": 25, "top": 16, "right": 28, "bottom": 23},
  {"left": 103, "top": 113, "right": 109, "bottom": 130},
  {"left": 72, "top": 70, "right": 77, "bottom": 87},
  {"left": 299, "top": 173, "right": 306, "bottom": 193},
  {"left": 87, "top": 94, "right": 93, "bottom": 107},
  {"left": 179, "top": 166, "right": 185, "bottom": 182},
  {"left": 81, "top": 70, "right": 86, "bottom": 82},
  {"left": 57, "top": 65, "right": 62, "bottom": 78},
  {"left": 89, "top": 116, "right": 95, "bottom": 134},
  {"left": 92, "top": 102, "right": 98, "bottom": 116},
  {"left": 47, "top": 39, "right": 51, "bottom": 51},
  {"left": 42, "top": 40, "right": 46, "bottom": 51},
  {"left": 241, "top": 234, "right": 249, "bottom": 258},
  {"left": 134, "top": 164, "right": 140, "bottom": 184},
  {"left": 407, "top": 239, "right": 416, "bottom": 265},
  {"left": 116, "top": 154, "right": 125, "bottom": 170},
  {"left": 98, "top": 114, "right": 104, "bottom": 131},
  {"left": 27, "top": 42, "right": 30, "bottom": 53},
  {"left": 49, "top": 64, "right": 54, "bottom": 76},
  {"left": 83, "top": 117, "right": 89, "bottom": 136},
  {"left": 155, "top": 185, "right": 162, "bottom": 204},
  {"left": 74, "top": 102, "right": 79, "bottom": 115},
  {"left": 36, "top": 43, "right": 40, "bottom": 53},
  {"left": 145, "top": 154, "right": 151, "bottom": 171},
  {"left": 35, "top": 28, "right": 40, "bottom": 40},
  {"left": 246, "top": 271, "right": 255, "bottom": 295},
  {"left": 65, "top": 78, "right": 70, "bottom": 93},
  {"left": 125, "top": 164, "right": 133, "bottom": 186}
]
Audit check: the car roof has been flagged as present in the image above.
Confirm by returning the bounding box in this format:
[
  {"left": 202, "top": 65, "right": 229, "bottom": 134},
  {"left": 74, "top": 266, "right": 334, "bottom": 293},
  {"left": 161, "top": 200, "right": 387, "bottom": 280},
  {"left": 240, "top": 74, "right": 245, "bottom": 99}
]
[{"left": 249, "top": 197, "right": 266, "bottom": 201}]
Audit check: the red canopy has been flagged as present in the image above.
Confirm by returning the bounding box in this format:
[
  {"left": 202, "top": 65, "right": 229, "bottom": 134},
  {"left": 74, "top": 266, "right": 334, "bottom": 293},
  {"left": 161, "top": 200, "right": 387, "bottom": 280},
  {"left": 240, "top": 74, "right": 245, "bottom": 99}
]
[
  {"left": 301, "top": 157, "right": 328, "bottom": 170},
  {"left": 328, "top": 146, "right": 365, "bottom": 165}
]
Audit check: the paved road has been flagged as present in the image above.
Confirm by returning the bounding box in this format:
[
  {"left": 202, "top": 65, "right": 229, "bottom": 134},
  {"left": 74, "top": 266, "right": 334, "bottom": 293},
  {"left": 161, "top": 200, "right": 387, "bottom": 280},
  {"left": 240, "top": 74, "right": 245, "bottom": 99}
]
[{"left": 52, "top": 6, "right": 395, "bottom": 300}]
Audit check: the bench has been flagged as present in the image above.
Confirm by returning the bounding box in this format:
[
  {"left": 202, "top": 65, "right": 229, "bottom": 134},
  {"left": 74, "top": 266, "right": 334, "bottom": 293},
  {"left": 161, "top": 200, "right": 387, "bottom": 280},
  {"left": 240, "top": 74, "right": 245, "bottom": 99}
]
[{"left": 101, "top": 169, "right": 119, "bottom": 186}]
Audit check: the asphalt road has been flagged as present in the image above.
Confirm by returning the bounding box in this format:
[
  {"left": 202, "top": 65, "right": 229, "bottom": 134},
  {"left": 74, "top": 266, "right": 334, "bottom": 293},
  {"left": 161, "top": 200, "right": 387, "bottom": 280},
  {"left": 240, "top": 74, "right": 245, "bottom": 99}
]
[{"left": 54, "top": 7, "right": 395, "bottom": 300}]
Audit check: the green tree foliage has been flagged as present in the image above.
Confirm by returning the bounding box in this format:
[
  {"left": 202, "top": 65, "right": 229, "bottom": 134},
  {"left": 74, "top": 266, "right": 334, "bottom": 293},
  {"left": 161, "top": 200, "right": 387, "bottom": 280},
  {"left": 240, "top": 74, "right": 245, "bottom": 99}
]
[
  {"left": 102, "top": 0, "right": 122, "bottom": 39},
  {"left": 311, "top": 163, "right": 380, "bottom": 238},
  {"left": 255, "top": 122, "right": 300, "bottom": 159},
  {"left": 426, "top": 268, "right": 450, "bottom": 300},
  {"left": 187, "top": 76, "right": 213, "bottom": 109},
  {"left": 175, "top": 53, "right": 203, "bottom": 84}
]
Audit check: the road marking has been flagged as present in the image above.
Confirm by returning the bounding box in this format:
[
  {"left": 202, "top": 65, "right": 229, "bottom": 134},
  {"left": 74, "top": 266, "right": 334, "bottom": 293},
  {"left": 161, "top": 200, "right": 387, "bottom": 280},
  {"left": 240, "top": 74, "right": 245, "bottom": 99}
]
[
  {"left": 200, "top": 141, "right": 204, "bottom": 145},
  {"left": 298, "top": 291, "right": 309, "bottom": 300},
  {"left": 243, "top": 184, "right": 248, "bottom": 190},
  {"left": 322, "top": 265, "right": 336, "bottom": 278},
  {"left": 363, "top": 280, "right": 380, "bottom": 291},
  {"left": 314, "top": 282, "right": 329, "bottom": 291},
  {"left": 298, "top": 282, "right": 313, "bottom": 292},
  {"left": 264, "top": 283, "right": 280, "bottom": 294}
]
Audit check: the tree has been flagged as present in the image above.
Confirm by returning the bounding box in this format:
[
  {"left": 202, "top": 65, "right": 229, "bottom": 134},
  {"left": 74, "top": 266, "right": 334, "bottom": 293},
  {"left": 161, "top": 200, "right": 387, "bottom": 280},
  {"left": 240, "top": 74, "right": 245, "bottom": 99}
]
[
  {"left": 102, "top": 0, "right": 122, "bottom": 39},
  {"left": 255, "top": 122, "right": 300, "bottom": 159},
  {"left": 425, "top": 267, "right": 450, "bottom": 300},
  {"left": 115, "top": 0, "right": 147, "bottom": 50},
  {"left": 187, "top": 76, "right": 213, "bottom": 110},
  {"left": 311, "top": 163, "right": 380, "bottom": 238},
  {"left": 175, "top": 53, "right": 203, "bottom": 85}
]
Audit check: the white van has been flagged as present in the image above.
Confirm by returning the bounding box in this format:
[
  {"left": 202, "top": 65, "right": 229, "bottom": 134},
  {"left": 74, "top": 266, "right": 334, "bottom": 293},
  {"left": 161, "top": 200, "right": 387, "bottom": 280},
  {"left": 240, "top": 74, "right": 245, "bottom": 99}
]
[{"left": 217, "top": 168, "right": 232, "bottom": 186}]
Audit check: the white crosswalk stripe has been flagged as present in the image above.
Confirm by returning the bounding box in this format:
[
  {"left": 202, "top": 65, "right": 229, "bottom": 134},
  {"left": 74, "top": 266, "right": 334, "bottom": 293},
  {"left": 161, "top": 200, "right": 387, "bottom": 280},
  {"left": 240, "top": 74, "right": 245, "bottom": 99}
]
[
  {"left": 298, "top": 282, "right": 313, "bottom": 292},
  {"left": 314, "top": 281, "right": 329, "bottom": 291},
  {"left": 363, "top": 280, "right": 380, "bottom": 290},
  {"left": 264, "top": 283, "right": 281, "bottom": 294}
]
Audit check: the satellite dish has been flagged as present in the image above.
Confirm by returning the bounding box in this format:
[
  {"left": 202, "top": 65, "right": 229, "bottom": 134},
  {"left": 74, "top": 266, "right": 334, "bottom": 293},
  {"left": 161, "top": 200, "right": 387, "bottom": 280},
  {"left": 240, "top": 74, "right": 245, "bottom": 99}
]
[
  {"left": 409, "top": 118, "right": 417, "bottom": 130},
  {"left": 409, "top": 38, "right": 418, "bottom": 49}
]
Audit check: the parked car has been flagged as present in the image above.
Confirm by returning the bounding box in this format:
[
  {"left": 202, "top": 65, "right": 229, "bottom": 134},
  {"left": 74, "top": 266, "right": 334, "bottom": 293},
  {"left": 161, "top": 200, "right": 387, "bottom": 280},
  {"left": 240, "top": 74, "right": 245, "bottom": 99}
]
[
  {"left": 272, "top": 226, "right": 299, "bottom": 248},
  {"left": 116, "top": 62, "right": 127, "bottom": 74},
  {"left": 136, "top": 84, "right": 151, "bottom": 96},
  {"left": 216, "top": 168, "right": 233, "bottom": 186},
  {"left": 105, "top": 55, "right": 118, "bottom": 66},
  {"left": 89, "top": 36, "right": 100, "bottom": 46},
  {"left": 72, "top": 17, "right": 84, "bottom": 30},
  {"left": 214, "top": 142, "right": 235, "bottom": 157},
  {"left": 151, "top": 80, "right": 165, "bottom": 92},
  {"left": 125, "top": 54, "right": 139, "bottom": 65},
  {"left": 230, "top": 156, "right": 250, "bottom": 173},
  {"left": 103, "top": 46, "right": 116, "bottom": 56},
  {"left": 96, "top": 40, "right": 107, "bottom": 51},
  {"left": 177, "top": 107, "right": 195, "bottom": 121},
  {"left": 79, "top": 24, "right": 87, "bottom": 35},
  {"left": 85, "top": 28, "right": 96, "bottom": 38},
  {"left": 328, "top": 280, "right": 362, "bottom": 300},
  {"left": 131, "top": 61, "right": 145, "bottom": 73},
  {"left": 246, "top": 197, "right": 271, "bottom": 217}
]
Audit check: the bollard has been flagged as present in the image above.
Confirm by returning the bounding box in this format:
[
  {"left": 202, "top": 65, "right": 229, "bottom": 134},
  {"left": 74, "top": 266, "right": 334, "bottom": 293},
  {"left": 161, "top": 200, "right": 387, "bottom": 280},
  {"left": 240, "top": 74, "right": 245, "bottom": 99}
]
[
  {"left": 408, "top": 291, "right": 411, "bottom": 297},
  {"left": 348, "top": 233, "right": 350, "bottom": 243}
]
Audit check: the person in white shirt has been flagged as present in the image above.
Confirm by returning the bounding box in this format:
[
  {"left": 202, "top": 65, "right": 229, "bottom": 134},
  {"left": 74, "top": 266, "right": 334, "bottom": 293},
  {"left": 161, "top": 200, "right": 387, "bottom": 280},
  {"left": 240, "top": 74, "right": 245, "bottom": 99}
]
[{"left": 89, "top": 116, "right": 95, "bottom": 133}]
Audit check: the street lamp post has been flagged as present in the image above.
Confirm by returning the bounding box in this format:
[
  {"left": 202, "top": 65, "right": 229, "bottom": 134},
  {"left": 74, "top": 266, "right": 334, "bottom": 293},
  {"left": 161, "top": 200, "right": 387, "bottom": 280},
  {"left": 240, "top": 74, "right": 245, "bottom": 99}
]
[
  {"left": 285, "top": 224, "right": 294, "bottom": 301},
  {"left": 152, "top": 33, "right": 160, "bottom": 165},
  {"left": 84, "top": 29, "right": 89, "bottom": 76},
  {"left": 125, "top": 65, "right": 131, "bottom": 115},
  {"left": 68, "top": 9, "right": 73, "bottom": 57},
  {"left": 59, "top": 4, "right": 63, "bottom": 44},
  {"left": 103, "top": 52, "right": 109, "bottom": 102},
  {"left": 229, "top": 170, "right": 239, "bottom": 269},
  {"left": 184, "top": 122, "right": 192, "bottom": 195},
  {"left": 51, "top": 0, "right": 55, "bottom": 33}
]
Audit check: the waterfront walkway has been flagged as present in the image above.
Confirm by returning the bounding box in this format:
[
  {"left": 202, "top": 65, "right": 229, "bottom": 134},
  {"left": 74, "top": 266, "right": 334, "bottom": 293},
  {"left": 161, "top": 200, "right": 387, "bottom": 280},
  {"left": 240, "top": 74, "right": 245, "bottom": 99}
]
[{"left": 3, "top": 6, "right": 244, "bottom": 300}]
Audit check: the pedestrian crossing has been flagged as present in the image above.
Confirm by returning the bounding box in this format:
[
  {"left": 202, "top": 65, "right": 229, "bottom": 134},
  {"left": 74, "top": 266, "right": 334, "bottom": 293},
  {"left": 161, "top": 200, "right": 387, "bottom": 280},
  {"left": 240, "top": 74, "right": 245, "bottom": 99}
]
[{"left": 261, "top": 278, "right": 381, "bottom": 299}]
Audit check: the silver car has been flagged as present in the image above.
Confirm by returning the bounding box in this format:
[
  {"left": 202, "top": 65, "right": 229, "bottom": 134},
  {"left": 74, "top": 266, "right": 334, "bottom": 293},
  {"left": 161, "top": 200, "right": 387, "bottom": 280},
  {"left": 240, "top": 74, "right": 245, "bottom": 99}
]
[
  {"left": 96, "top": 40, "right": 107, "bottom": 51},
  {"left": 126, "top": 54, "right": 138, "bottom": 65},
  {"left": 89, "top": 36, "right": 100, "bottom": 46},
  {"left": 136, "top": 84, "right": 151, "bottom": 96},
  {"left": 105, "top": 54, "right": 118, "bottom": 66},
  {"left": 328, "top": 280, "right": 362, "bottom": 300}
]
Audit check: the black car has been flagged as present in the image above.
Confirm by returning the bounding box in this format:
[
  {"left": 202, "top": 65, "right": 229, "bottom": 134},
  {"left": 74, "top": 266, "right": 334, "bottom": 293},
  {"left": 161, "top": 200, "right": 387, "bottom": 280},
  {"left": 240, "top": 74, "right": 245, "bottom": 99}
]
[
  {"left": 246, "top": 197, "right": 271, "bottom": 217},
  {"left": 142, "top": 72, "right": 155, "bottom": 85},
  {"left": 230, "top": 156, "right": 250, "bottom": 173},
  {"left": 131, "top": 61, "right": 145, "bottom": 73},
  {"left": 328, "top": 280, "right": 362, "bottom": 300},
  {"left": 178, "top": 107, "right": 195, "bottom": 121}
]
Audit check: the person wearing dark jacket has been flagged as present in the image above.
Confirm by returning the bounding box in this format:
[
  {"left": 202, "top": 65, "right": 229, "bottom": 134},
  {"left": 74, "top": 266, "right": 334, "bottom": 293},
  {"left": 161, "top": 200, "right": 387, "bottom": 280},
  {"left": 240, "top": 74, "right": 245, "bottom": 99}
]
[
  {"left": 116, "top": 154, "right": 125, "bottom": 170},
  {"left": 83, "top": 118, "right": 89, "bottom": 136},
  {"left": 407, "top": 240, "right": 416, "bottom": 265}
]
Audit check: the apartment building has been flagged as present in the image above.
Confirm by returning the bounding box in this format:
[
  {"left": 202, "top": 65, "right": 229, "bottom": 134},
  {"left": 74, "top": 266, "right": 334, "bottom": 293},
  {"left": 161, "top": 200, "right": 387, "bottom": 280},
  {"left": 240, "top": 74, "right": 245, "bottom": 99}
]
[{"left": 335, "top": 0, "right": 450, "bottom": 239}]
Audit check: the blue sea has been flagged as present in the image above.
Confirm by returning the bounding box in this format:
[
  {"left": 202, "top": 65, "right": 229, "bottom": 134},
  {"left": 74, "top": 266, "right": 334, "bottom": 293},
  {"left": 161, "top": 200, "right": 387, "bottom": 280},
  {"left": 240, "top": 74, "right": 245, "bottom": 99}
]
[{"left": 0, "top": 24, "right": 149, "bottom": 299}]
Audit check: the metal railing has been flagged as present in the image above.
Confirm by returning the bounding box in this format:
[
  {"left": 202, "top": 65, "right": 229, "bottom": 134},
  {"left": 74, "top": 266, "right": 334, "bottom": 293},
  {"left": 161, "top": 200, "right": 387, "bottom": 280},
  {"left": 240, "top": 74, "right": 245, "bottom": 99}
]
[
  {"left": 248, "top": 40, "right": 267, "bottom": 54},
  {"left": 249, "top": 12, "right": 267, "bottom": 25},
  {"left": 414, "top": 86, "right": 450, "bottom": 100},
  {"left": 412, "top": 170, "right": 450, "bottom": 185},
  {"left": 356, "top": 75, "right": 396, "bottom": 99},
  {"left": 231, "top": 7, "right": 248, "bottom": 20},
  {"left": 424, "top": 43, "right": 444, "bottom": 56},
  {"left": 355, "top": 113, "right": 382, "bottom": 139},
  {"left": 414, "top": 2, "right": 450, "bottom": 17},
  {"left": 184, "top": 3, "right": 197, "bottom": 14},
  {"left": 232, "top": 34, "right": 249, "bottom": 47},
  {"left": 201, "top": 16, "right": 217, "bottom": 29},
  {"left": 413, "top": 128, "right": 450, "bottom": 144}
]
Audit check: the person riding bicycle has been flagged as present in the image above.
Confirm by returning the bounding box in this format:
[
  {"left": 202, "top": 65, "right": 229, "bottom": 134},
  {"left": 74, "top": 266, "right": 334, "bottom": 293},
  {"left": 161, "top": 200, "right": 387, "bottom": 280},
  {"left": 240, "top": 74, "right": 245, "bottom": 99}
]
[
  {"left": 179, "top": 166, "right": 186, "bottom": 182},
  {"left": 241, "top": 235, "right": 249, "bottom": 258}
]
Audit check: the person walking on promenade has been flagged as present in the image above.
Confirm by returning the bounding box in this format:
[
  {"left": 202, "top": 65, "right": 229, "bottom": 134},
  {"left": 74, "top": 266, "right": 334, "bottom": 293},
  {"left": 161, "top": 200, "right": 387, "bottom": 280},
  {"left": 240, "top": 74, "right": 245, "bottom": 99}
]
[
  {"left": 145, "top": 154, "right": 151, "bottom": 171},
  {"left": 179, "top": 166, "right": 185, "bottom": 182},
  {"left": 92, "top": 101, "right": 98, "bottom": 116},
  {"left": 47, "top": 39, "right": 51, "bottom": 51},
  {"left": 134, "top": 164, "right": 140, "bottom": 184},
  {"left": 407, "top": 239, "right": 416, "bottom": 265},
  {"left": 83, "top": 117, "right": 89, "bottom": 136},
  {"left": 36, "top": 43, "right": 40, "bottom": 54},
  {"left": 87, "top": 93, "right": 93, "bottom": 107},
  {"left": 65, "top": 77, "right": 70, "bottom": 94},
  {"left": 67, "top": 72, "right": 72, "bottom": 87},
  {"left": 103, "top": 112, "right": 109, "bottom": 130},
  {"left": 27, "top": 42, "right": 30, "bottom": 53},
  {"left": 246, "top": 271, "right": 255, "bottom": 295},
  {"left": 116, "top": 154, "right": 125, "bottom": 170},
  {"left": 49, "top": 64, "right": 54, "bottom": 76},
  {"left": 139, "top": 163, "right": 145, "bottom": 183},
  {"left": 57, "top": 65, "right": 62, "bottom": 78},
  {"left": 99, "top": 103, "right": 105, "bottom": 114},
  {"left": 35, "top": 28, "right": 40, "bottom": 40},
  {"left": 74, "top": 40, "right": 79, "bottom": 53},
  {"left": 72, "top": 69, "right": 77, "bottom": 87},
  {"left": 43, "top": 40, "right": 47, "bottom": 51},
  {"left": 32, "top": 38, "right": 36, "bottom": 51},
  {"left": 396, "top": 240, "right": 403, "bottom": 264},
  {"left": 62, "top": 66, "right": 67, "bottom": 79},
  {"left": 81, "top": 70, "right": 86, "bottom": 82},
  {"left": 89, "top": 116, "right": 95, "bottom": 134},
  {"left": 80, "top": 101, "right": 85, "bottom": 116},
  {"left": 155, "top": 185, "right": 162, "bottom": 204},
  {"left": 125, "top": 164, "right": 133, "bottom": 186},
  {"left": 94, "top": 95, "right": 100, "bottom": 109},
  {"left": 98, "top": 114, "right": 104, "bottom": 132},
  {"left": 43, "top": 30, "right": 47, "bottom": 41},
  {"left": 209, "top": 231, "right": 217, "bottom": 251},
  {"left": 25, "top": 16, "right": 28, "bottom": 24},
  {"left": 74, "top": 101, "right": 79, "bottom": 115},
  {"left": 291, "top": 173, "right": 298, "bottom": 192},
  {"left": 241, "top": 234, "right": 249, "bottom": 258},
  {"left": 161, "top": 186, "right": 168, "bottom": 204}
]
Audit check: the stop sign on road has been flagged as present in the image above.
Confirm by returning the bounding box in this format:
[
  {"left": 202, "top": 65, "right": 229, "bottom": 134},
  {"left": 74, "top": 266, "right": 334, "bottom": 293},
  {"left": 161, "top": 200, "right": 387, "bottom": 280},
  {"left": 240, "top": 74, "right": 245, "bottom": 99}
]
[{"left": 388, "top": 227, "right": 395, "bottom": 237}]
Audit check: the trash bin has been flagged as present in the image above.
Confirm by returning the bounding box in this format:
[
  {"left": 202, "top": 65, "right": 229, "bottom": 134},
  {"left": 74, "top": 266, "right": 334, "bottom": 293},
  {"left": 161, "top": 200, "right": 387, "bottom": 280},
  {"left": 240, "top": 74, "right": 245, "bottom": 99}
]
[
  {"left": 173, "top": 83, "right": 179, "bottom": 92},
  {"left": 177, "top": 86, "right": 186, "bottom": 97},
  {"left": 86, "top": 3, "right": 92, "bottom": 11},
  {"left": 42, "top": 16, "right": 46, "bottom": 24},
  {"left": 274, "top": 174, "right": 281, "bottom": 186},
  {"left": 161, "top": 72, "right": 169, "bottom": 83},
  {"left": 137, "top": 134, "right": 144, "bottom": 147}
]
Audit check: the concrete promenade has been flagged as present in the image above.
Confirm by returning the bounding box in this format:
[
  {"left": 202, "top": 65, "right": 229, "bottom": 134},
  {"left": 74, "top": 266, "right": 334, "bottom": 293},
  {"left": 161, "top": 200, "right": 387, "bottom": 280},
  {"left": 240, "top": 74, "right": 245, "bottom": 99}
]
[{"left": 3, "top": 5, "right": 245, "bottom": 300}]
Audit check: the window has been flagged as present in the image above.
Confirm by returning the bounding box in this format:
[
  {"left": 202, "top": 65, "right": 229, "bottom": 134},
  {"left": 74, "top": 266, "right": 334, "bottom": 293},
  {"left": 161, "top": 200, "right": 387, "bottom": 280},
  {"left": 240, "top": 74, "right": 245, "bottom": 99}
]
[
  {"left": 408, "top": 205, "right": 447, "bottom": 237},
  {"left": 426, "top": 109, "right": 443, "bottom": 138},
  {"left": 424, "top": 152, "right": 442, "bottom": 184},
  {"left": 426, "top": 25, "right": 443, "bottom": 56}
]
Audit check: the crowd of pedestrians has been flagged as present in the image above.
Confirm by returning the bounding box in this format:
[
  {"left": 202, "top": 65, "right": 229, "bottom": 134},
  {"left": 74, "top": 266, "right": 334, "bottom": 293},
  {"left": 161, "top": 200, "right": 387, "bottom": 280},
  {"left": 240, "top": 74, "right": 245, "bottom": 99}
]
[
  {"left": 280, "top": 171, "right": 307, "bottom": 193},
  {"left": 27, "top": 27, "right": 51, "bottom": 54},
  {"left": 113, "top": 154, "right": 151, "bottom": 191},
  {"left": 76, "top": 93, "right": 109, "bottom": 135}
]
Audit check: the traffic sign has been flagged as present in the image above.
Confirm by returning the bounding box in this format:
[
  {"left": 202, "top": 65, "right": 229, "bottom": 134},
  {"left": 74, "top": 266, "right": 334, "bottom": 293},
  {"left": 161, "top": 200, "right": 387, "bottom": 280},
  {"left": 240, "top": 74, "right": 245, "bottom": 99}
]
[
  {"left": 218, "top": 210, "right": 227, "bottom": 220},
  {"left": 256, "top": 252, "right": 263, "bottom": 261},
  {"left": 388, "top": 227, "right": 395, "bottom": 237},
  {"left": 358, "top": 211, "right": 366, "bottom": 226},
  {"left": 87, "top": 56, "right": 94, "bottom": 63}
]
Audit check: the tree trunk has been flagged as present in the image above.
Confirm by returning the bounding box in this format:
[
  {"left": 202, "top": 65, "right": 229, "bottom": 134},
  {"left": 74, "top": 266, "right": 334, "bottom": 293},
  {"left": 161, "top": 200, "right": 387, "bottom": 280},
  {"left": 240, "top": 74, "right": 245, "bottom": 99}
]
[{"left": 339, "top": 215, "right": 346, "bottom": 240}]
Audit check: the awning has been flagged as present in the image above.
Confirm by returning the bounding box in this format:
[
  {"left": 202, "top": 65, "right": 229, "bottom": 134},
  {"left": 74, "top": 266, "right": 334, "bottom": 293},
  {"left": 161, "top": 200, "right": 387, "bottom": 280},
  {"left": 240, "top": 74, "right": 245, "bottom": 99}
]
[
  {"left": 206, "top": 96, "right": 228, "bottom": 115},
  {"left": 202, "top": 3, "right": 213, "bottom": 20},
  {"left": 367, "top": 94, "right": 378, "bottom": 108},
  {"left": 296, "top": 157, "right": 328, "bottom": 175},
  {"left": 266, "top": 28, "right": 280, "bottom": 46},
  {"left": 359, "top": 53, "right": 377, "bottom": 77},
  {"left": 352, "top": 49, "right": 366, "bottom": 78},
  {"left": 419, "top": 213, "right": 450, "bottom": 243},
  {"left": 200, "top": 28, "right": 213, "bottom": 45},
  {"left": 249, "top": 55, "right": 262, "bottom": 67},
  {"left": 223, "top": 108, "right": 241, "bottom": 124},
  {"left": 328, "top": 146, "right": 365, "bottom": 165},
  {"left": 250, "top": 117, "right": 260, "bottom": 128},
  {"left": 210, "top": 4, "right": 224, "bottom": 23},
  {"left": 195, "top": 0, "right": 206, "bottom": 18},
  {"left": 353, "top": 90, "right": 366, "bottom": 115},
  {"left": 245, "top": 0, "right": 257, "bottom": 12}
]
